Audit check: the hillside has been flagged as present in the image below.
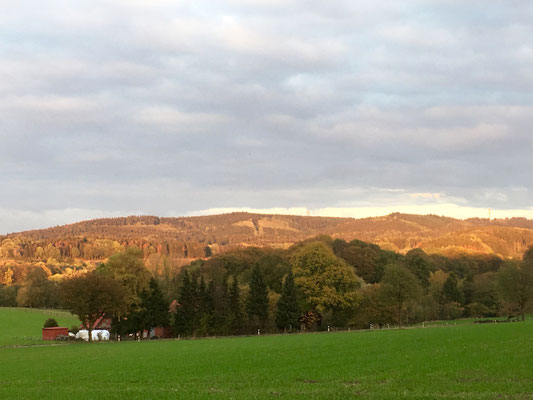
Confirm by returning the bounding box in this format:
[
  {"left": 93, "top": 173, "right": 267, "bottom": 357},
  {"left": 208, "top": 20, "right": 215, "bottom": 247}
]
[{"left": 1, "top": 213, "right": 533, "bottom": 271}]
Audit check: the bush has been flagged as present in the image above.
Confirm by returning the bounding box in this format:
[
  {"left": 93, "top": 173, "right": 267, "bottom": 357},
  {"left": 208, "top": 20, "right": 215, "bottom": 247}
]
[
  {"left": 70, "top": 325, "right": 79, "bottom": 334},
  {"left": 465, "top": 302, "right": 495, "bottom": 318},
  {"left": 441, "top": 302, "right": 464, "bottom": 320},
  {"left": 43, "top": 318, "right": 58, "bottom": 328}
]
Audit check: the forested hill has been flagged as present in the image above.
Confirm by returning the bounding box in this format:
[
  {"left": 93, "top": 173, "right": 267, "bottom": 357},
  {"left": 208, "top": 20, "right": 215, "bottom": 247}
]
[{"left": 2, "top": 213, "right": 533, "bottom": 264}]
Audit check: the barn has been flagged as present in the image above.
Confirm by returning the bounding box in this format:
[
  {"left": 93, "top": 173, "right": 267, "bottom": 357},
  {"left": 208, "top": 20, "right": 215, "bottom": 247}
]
[{"left": 42, "top": 327, "right": 69, "bottom": 340}]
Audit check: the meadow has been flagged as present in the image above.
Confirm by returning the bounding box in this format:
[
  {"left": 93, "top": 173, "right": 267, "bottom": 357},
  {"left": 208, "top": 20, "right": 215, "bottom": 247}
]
[
  {"left": 0, "top": 307, "right": 80, "bottom": 346},
  {"left": 1, "top": 307, "right": 532, "bottom": 399}
]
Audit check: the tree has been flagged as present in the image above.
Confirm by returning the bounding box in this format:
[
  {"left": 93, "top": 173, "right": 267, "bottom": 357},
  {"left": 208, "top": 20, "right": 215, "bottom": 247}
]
[
  {"left": 291, "top": 242, "right": 362, "bottom": 318},
  {"left": 380, "top": 264, "right": 422, "bottom": 326},
  {"left": 139, "top": 278, "right": 170, "bottom": 336},
  {"left": 0, "top": 285, "right": 17, "bottom": 307},
  {"left": 98, "top": 248, "right": 152, "bottom": 339},
  {"left": 212, "top": 273, "right": 230, "bottom": 335},
  {"left": 98, "top": 247, "right": 151, "bottom": 306},
  {"left": 174, "top": 271, "right": 197, "bottom": 336},
  {"left": 16, "top": 268, "right": 58, "bottom": 308},
  {"left": 333, "top": 239, "right": 386, "bottom": 284},
  {"left": 441, "top": 272, "right": 464, "bottom": 304},
  {"left": 461, "top": 274, "right": 475, "bottom": 306},
  {"left": 60, "top": 271, "right": 127, "bottom": 342},
  {"left": 404, "top": 249, "right": 432, "bottom": 291},
  {"left": 352, "top": 283, "right": 394, "bottom": 329},
  {"left": 195, "top": 276, "right": 214, "bottom": 336},
  {"left": 498, "top": 257, "right": 533, "bottom": 321},
  {"left": 228, "top": 276, "right": 246, "bottom": 335},
  {"left": 43, "top": 318, "right": 58, "bottom": 328},
  {"left": 253, "top": 252, "right": 291, "bottom": 293},
  {"left": 246, "top": 266, "right": 269, "bottom": 331},
  {"left": 276, "top": 270, "right": 300, "bottom": 332},
  {"left": 473, "top": 272, "right": 502, "bottom": 317}
]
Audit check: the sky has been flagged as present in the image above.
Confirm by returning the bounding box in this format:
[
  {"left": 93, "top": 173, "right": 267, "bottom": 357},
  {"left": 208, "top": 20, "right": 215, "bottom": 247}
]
[{"left": 1, "top": 0, "right": 533, "bottom": 234}]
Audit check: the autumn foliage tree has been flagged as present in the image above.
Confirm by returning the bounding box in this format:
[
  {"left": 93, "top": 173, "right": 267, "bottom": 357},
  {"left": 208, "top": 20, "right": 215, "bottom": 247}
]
[
  {"left": 98, "top": 247, "right": 151, "bottom": 306},
  {"left": 16, "top": 268, "right": 58, "bottom": 308},
  {"left": 291, "top": 242, "right": 362, "bottom": 327},
  {"left": 498, "top": 248, "right": 533, "bottom": 321},
  {"left": 380, "top": 264, "right": 422, "bottom": 326},
  {"left": 60, "top": 271, "right": 127, "bottom": 342}
]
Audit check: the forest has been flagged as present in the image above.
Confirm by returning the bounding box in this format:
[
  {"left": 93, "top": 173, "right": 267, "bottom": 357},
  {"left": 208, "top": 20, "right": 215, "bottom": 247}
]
[
  {"left": 2, "top": 213, "right": 533, "bottom": 275},
  {"left": 1, "top": 233, "right": 532, "bottom": 338}
]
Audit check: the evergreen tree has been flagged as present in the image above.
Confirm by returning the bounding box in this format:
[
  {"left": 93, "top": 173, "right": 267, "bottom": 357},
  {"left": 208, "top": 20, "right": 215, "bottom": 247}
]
[
  {"left": 246, "top": 266, "right": 269, "bottom": 331},
  {"left": 228, "top": 276, "right": 246, "bottom": 335},
  {"left": 196, "top": 276, "right": 214, "bottom": 336},
  {"left": 174, "top": 271, "right": 197, "bottom": 336},
  {"left": 213, "top": 274, "right": 230, "bottom": 335},
  {"left": 189, "top": 275, "right": 199, "bottom": 332},
  {"left": 140, "top": 278, "right": 170, "bottom": 336},
  {"left": 442, "top": 272, "right": 463, "bottom": 304},
  {"left": 276, "top": 270, "right": 300, "bottom": 332},
  {"left": 206, "top": 280, "right": 217, "bottom": 334},
  {"left": 461, "top": 274, "right": 475, "bottom": 306}
]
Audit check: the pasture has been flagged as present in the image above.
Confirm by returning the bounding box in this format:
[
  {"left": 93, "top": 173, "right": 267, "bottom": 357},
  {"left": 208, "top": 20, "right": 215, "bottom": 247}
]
[
  {"left": 0, "top": 307, "right": 79, "bottom": 346},
  {"left": 1, "top": 308, "right": 532, "bottom": 399}
]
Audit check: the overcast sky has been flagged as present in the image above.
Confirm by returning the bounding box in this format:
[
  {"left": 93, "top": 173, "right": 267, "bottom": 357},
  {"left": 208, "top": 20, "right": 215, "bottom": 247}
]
[{"left": 1, "top": 0, "right": 533, "bottom": 234}]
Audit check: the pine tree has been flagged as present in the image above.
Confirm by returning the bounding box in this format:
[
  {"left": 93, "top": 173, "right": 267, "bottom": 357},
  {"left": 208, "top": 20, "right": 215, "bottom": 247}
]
[
  {"left": 461, "top": 274, "right": 474, "bottom": 306},
  {"left": 140, "top": 278, "right": 170, "bottom": 336},
  {"left": 174, "top": 271, "right": 197, "bottom": 336},
  {"left": 442, "top": 272, "right": 463, "bottom": 304},
  {"left": 276, "top": 270, "right": 300, "bottom": 332},
  {"left": 246, "top": 266, "right": 269, "bottom": 331},
  {"left": 196, "top": 276, "right": 214, "bottom": 336},
  {"left": 228, "top": 276, "right": 246, "bottom": 335},
  {"left": 206, "top": 280, "right": 217, "bottom": 334},
  {"left": 213, "top": 274, "right": 230, "bottom": 335}
]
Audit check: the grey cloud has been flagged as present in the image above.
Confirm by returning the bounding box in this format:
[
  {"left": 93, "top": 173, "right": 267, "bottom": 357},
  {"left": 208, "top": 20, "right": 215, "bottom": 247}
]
[{"left": 1, "top": 1, "right": 533, "bottom": 233}]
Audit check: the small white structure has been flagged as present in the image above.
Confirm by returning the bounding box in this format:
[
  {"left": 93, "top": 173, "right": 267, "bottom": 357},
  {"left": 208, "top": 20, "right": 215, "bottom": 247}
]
[{"left": 75, "top": 329, "right": 110, "bottom": 341}]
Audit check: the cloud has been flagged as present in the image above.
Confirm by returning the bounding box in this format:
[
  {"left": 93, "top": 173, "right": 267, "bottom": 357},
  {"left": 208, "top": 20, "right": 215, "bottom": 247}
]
[
  {"left": 1, "top": 1, "right": 533, "bottom": 232},
  {"left": 191, "top": 205, "right": 533, "bottom": 221}
]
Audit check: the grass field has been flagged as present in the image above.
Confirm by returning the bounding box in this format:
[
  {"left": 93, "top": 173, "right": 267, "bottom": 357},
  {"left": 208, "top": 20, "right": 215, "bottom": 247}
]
[
  {"left": 1, "top": 308, "right": 532, "bottom": 399},
  {"left": 0, "top": 307, "right": 80, "bottom": 346}
]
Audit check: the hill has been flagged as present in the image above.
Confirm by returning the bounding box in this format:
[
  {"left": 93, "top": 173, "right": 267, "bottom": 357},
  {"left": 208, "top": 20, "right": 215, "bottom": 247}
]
[{"left": 1, "top": 213, "right": 533, "bottom": 271}]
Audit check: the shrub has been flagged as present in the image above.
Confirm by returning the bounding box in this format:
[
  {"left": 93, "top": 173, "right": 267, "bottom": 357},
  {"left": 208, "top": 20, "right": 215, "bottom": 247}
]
[
  {"left": 465, "top": 302, "right": 494, "bottom": 318},
  {"left": 70, "top": 325, "right": 79, "bottom": 334},
  {"left": 43, "top": 318, "right": 58, "bottom": 328}
]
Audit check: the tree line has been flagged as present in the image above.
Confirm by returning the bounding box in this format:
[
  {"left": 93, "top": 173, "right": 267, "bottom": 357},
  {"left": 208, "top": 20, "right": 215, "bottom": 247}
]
[{"left": 2, "top": 236, "right": 533, "bottom": 340}]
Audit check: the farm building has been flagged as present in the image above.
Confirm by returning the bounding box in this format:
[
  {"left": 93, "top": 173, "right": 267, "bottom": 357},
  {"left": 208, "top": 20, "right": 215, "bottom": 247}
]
[
  {"left": 149, "top": 326, "right": 173, "bottom": 339},
  {"left": 80, "top": 315, "right": 112, "bottom": 330},
  {"left": 42, "top": 327, "right": 68, "bottom": 340}
]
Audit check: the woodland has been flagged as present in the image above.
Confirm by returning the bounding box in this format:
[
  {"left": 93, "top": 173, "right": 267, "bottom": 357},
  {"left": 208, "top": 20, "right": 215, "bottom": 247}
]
[{"left": 1, "top": 223, "right": 532, "bottom": 337}]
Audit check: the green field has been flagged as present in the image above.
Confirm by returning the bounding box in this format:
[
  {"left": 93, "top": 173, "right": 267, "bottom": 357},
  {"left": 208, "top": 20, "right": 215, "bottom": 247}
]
[
  {"left": 1, "top": 308, "right": 532, "bottom": 399},
  {"left": 0, "top": 307, "right": 79, "bottom": 346}
]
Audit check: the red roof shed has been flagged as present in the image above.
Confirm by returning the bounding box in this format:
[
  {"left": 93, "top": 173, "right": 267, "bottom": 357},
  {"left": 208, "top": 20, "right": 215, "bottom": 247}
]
[{"left": 42, "top": 327, "right": 69, "bottom": 341}]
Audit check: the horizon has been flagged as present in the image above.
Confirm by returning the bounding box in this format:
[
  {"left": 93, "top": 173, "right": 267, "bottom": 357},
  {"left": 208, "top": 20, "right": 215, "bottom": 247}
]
[{"left": 3, "top": 206, "right": 533, "bottom": 235}]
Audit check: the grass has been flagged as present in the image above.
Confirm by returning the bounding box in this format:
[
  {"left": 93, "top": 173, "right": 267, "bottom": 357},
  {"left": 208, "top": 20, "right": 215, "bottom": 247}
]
[
  {"left": 0, "top": 307, "right": 79, "bottom": 346},
  {"left": 0, "top": 309, "right": 532, "bottom": 399}
]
